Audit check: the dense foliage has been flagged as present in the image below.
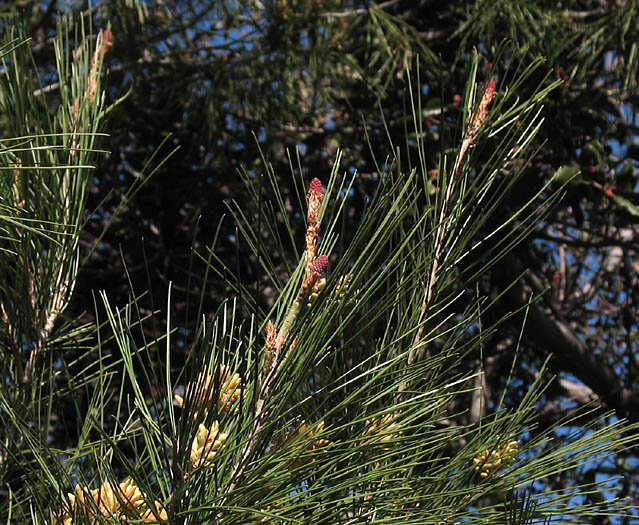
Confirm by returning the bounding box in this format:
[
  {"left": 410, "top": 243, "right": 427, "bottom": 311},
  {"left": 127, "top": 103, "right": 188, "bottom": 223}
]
[{"left": 1, "top": 1, "right": 638, "bottom": 523}]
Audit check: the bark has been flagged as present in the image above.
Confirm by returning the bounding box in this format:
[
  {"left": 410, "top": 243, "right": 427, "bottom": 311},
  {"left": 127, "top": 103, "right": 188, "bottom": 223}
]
[{"left": 496, "top": 254, "right": 637, "bottom": 422}]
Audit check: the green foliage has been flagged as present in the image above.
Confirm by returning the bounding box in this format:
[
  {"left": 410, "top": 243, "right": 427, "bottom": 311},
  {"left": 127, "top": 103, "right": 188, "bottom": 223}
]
[{"left": 1, "top": 3, "right": 638, "bottom": 524}]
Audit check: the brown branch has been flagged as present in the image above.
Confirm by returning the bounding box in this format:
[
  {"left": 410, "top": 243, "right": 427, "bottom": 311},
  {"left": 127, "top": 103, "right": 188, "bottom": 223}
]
[
  {"left": 497, "top": 255, "right": 637, "bottom": 421},
  {"left": 536, "top": 228, "right": 639, "bottom": 251},
  {"left": 558, "top": 378, "right": 598, "bottom": 405}
]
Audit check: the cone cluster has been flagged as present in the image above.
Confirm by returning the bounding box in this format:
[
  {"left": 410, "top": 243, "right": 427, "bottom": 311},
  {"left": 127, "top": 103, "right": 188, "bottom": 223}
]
[
  {"left": 362, "top": 414, "right": 401, "bottom": 451},
  {"left": 174, "top": 364, "right": 242, "bottom": 417},
  {"left": 190, "top": 421, "right": 229, "bottom": 468},
  {"left": 52, "top": 479, "right": 167, "bottom": 524},
  {"left": 473, "top": 439, "right": 519, "bottom": 478},
  {"left": 276, "top": 420, "right": 329, "bottom": 469}
]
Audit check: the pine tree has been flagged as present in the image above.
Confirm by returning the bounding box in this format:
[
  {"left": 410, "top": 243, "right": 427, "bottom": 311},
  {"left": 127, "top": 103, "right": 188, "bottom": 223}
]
[{"left": 1, "top": 14, "right": 638, "bottom": 523}]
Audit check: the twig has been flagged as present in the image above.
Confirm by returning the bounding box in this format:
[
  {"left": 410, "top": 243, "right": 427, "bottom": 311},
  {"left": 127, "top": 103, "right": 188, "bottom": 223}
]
[
  {"left": 323, "top": 0, "right": 401, "bottom": 18},
  {"left": 407, "top": 80, "right": 496, "bottom": 367},
  {"left": 32, "top": 81, "right": 60, "bottom": 97},
  {"left": 223, "top": 178, "right": 327, "bottom": 499}
]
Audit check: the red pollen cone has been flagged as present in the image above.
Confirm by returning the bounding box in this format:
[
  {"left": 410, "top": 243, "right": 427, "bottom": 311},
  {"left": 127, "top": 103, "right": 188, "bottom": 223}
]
[
  {"left": 309, "top": 178, "right": 324, "bottom": 195},
  {"left": 312, "top": 255, "right": 328, "bottom": 274}
]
